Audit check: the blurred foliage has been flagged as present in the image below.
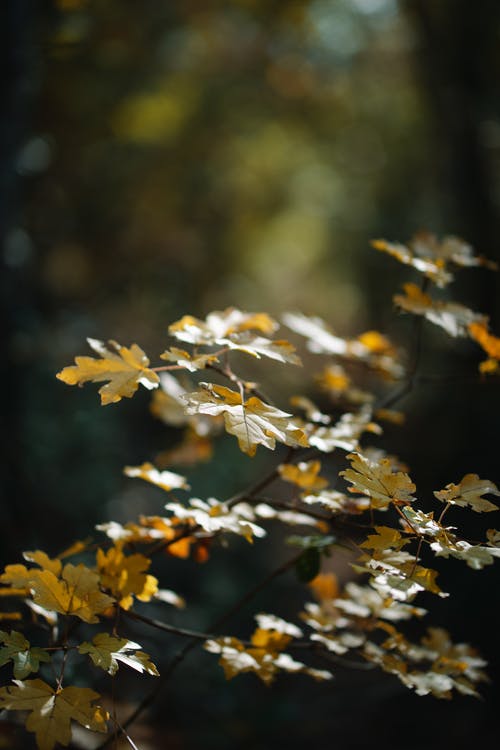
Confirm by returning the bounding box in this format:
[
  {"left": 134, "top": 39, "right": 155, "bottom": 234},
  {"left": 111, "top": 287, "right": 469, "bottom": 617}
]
[{"left": 2, "top": 0, "right": 500, "bottom": 747}]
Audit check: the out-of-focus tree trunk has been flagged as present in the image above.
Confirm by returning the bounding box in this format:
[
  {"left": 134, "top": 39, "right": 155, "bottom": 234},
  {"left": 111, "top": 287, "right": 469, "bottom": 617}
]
[
  {"left": 404, "top": 0, "right": 500, "bottom": 314},
  {"left": 0, "top": 0, "right": 43, "bottom": 561}
]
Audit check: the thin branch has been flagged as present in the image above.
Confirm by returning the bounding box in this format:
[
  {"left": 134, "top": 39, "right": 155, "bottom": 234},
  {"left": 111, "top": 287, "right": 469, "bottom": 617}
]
[{"left": 96, "top": 552, "right": 301, "bottom": 749}]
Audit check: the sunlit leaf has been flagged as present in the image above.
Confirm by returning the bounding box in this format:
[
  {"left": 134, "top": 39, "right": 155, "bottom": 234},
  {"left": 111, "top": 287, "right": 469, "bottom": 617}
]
[
  {"left": 394, "top": 283, "right": 483, "bottom": 337},
  {"left": 123, "top": 462, "right": 189, "bottom": 492},
  {"left": 57, "top": 338, "right": 159, "bottom": 405},
  {"left": 340, "top": 452, "right": 416, "bottom": 509},
  {"left": 78, "top": 633, "right": 159, "bottom": 676},
  {"left": 434, "top": 474, "right": 500, "bottom": 512},
  {"left": 0, "top": 679, "right": 108, "bottom": 750},
  {"left": 96, "top": 544, "right": 158, "bottom": 610},
  {"left": 183, "top": 383, "right": 308, "bottom": 456}
]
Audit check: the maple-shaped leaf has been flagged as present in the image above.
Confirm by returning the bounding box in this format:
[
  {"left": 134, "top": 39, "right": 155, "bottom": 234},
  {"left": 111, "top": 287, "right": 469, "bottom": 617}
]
[
  {"left": 159, "top": 347, "right": 219, "bottom": 372},
  {"left": 169, "top": 309, "right": 279, "bottom": 345},
  {"left": 430, "top": 531, "right": 500, "bottom": 569},
  {"left": 434, "top": 474, "right": 500, "bottom": 512},
  {"left": 401, "top": 507, "right": 446, "bottom": 537},
  {"left": 302, "top": 489, "right": 370, "bottom": 515},
  {"left": 253, "top": 502, "right": 320, "bottom": 528},
  {"left": 224, "top": 334, "right": 301, "bottom": 365},
  {"left": 306, "top": 407, "right": 382, "bottom": 454},
  {"left": 165, "top": 498, "right": 266, "bottom": 542},
  {"left": 372, "top": 237, "right": 453, "bottom": 286},
  {"left": 56, "top": 338, "right": 159, "bottom": 405},
  {"left": 0, "top": 679, "right": 108, "bottom": 750},
  {"left": 340, "top": 452, "right": 416, "bottom": 509},
  {"left": 335, "top": 581, "right": 427, "bottom": 622},
  {"left": 360, "top": 526, "right": 409, "bottom": 551},
  {"left": 394, "top": 283, "right": 483, "bottom": 337},
  {"left": 78, "top": 633, "right": 159, "bottom": 676},
  {"left": 123, "top": 462, "right": 189, "bottom": 491},
  {"left": 282, "top": 313, "right": 404, "bottom": 378},
  {"left": 183, "top": 383, "right": 308, "bottom": 456},
  {"left": 168, "top": 309, "right": 300, "bottom": 365},
  {"left": 278, "top": 460, "right": 328, "bottom": 491},
  {"left": 356, "top": 549, "right": 447, "bottom": 601},
  {"left": 96, "top": 544, "right": 158, "bottom": 610},
  {"left": 205, "top": 624, "right": 331, "bottom": 685},
  {"left": 0, "top": 560, "right": 115, "bottom": 624},
  {"left": 372, "top": 232, "right": 496, "bottom": 287},
  {"left": 96, "top": 515, "right": 200, "bottom": 560},
  {"left": 150, "top": 373, "right": 223, "bottom": 442},
  {"left": 0, "top": 630, "right": 50, "bottom": 679}
]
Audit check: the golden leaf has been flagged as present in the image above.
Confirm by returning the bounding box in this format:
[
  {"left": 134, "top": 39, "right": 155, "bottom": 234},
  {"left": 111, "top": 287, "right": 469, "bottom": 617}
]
[
  {"left": 434, "top": 474, "right": 500, "bottom": 512},
  {"left": 360, "top": 526, "right": 408, "bottom": 551},
  {"left": 123, "top": 462, "right": 189, "bottom": 492},
  {"left": 394, "top": 283, "right": 483, "bottom": 337},
  {"left": 340, "top": 452, "right": 416, "bottom": 509},
  {"left": 0, "top": 679, "right": 108, "bottom": 750},
  {"left": 56, "top": 338, "right": 159, "bottom": 405},
  {"left": 96, "top": 544, "right": 158, "bottom": 610},
  {"left": 183, "top": 383, "right": 308, "bottom": 456},
  {"left": 308, "top": 573, "right": 339, "bottom": 602},
  {"left": 283, "top": 313, "right": 404, "bottom": 378},
  {"left": 278, "top": 460, "right": 328, "bottom": 491},
  {"left": 31, "top": 565, "right": 115, "bottom": 623},
  {"left": 169, "top": 308, "right": 278, "bottom": 345},
  {"left": 1, "top": 559, "right": 114, "bottom": 624}
]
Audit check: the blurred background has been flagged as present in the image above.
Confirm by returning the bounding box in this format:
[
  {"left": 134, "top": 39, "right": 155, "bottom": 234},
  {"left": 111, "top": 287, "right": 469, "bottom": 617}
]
[{"left": 2, "top": 1, "right": 500, "bottom": 748}]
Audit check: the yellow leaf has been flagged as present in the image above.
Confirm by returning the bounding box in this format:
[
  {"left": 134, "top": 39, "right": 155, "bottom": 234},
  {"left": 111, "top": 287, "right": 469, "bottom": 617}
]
[
  {"left": 96, "top": 544, "right": 158, "bottom": 610},
  {"left": 56, "top": 338, "right": 159, "bottom": 405},
  {"left": 283, "top": 312, "right": 404, "bottom": 378},
  {"left": 357, "top": 330, "right": 395, "bottom": 354},
  {"left": 308, "top": 573, "right": 339, "bottom": 602},
  {"left": 169, "top": 308, "right": 278, "bottom": 345},
  {"left": 278, "top": 460, "right": 328, "bottom": 491},
  {"left": 468, "top": 320, "right": 500, "bottom": 373},
  {"left": 31, "top": 565, "right": 115, "bottom": 623},
  {"left": 78, "top": 633, "right": 159, "bottom": 676},
  {"left": 123, "top": 462, "right": 189, "bottom": 491},
  {"left": 340, "top": 452, "right": 416, "bottom": 509},
  {"left": 183, "top": 383, "right": 308, "bottom": 456},
  {"left": 360, "top": 526, "right": 408, "bottom": 551},
  {"left": 0, "top": 559, "right": 114, "bottom": 624},
  {"left": 160, "top": 347, "right": 219, "bottom": 372},
  {"left": 394, "top": 283, "right": 483, "bottom": 337},
  {"left": 434, "top": 474, "right": 500, "bottom": 512},
  {"left": 0, "top": 679, "right": 108, "bottom": 750}
]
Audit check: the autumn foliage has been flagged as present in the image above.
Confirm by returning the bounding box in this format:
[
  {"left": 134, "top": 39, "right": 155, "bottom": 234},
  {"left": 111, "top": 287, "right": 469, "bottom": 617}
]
[{"left": 1, "top": 234, "right": 500, "bottom": 749}]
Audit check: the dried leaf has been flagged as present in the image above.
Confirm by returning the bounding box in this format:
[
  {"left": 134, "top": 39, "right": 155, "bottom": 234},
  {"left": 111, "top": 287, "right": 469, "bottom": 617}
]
[
  {"left": 96, "top": 545, "right": 158, "bottom": 610},
  {"left": 0, "top": 679, "right": 108, "bottom": 750},
  {"left": 278, "top": 461, "right": 328, "bottom": 491},
  {"left": 123, "top": 462, "right": 189, "bottom": 492},
  {"left": 283, "top": 313, "right": 403, "bottom": 378},
  {"left": 340, "top": 452, "right": 416, "bottom": 509},
  {"left": 57, "top": 338, "right": 159, "bottom": 405},
  {"left": 394, "top": 283, "right": 483, "bottom": 337},
  {"left": 434, "top": 474, "right": 500, "bottom": 512},
  {"left": 183, "top": 383, "right": 308, "bottom": 456}
]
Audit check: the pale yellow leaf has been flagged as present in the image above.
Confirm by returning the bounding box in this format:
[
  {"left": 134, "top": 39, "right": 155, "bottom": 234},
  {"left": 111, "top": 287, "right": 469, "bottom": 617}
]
[{"left": 56, "top": 338, "right": 159, "bottom": 405}]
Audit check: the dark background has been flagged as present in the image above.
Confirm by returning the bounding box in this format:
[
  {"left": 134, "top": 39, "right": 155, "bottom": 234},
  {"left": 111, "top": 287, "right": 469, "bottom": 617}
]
[{"left": 1, "top": 1, "right": 500, "bottom": 748}]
